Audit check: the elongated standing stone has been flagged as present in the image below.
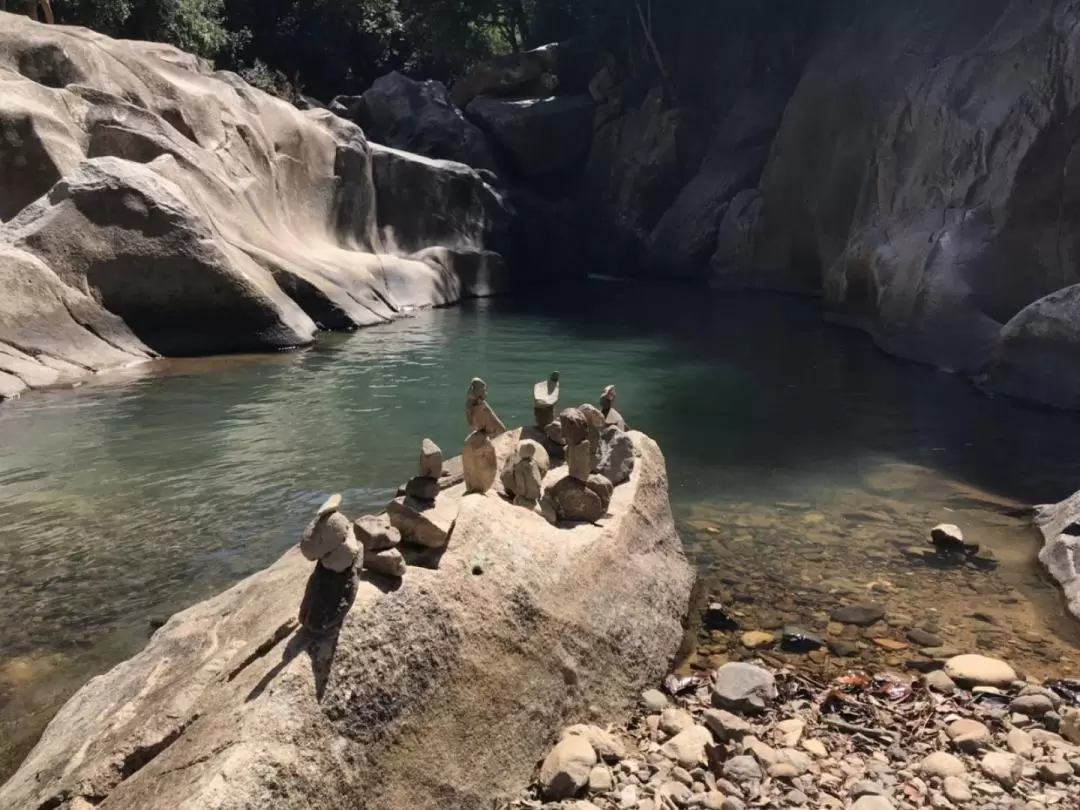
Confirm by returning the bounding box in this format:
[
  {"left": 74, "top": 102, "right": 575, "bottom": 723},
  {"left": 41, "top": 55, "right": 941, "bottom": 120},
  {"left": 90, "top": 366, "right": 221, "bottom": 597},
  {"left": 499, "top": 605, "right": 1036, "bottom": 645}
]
[
  {"left": 533, "top": 371, "right": 560, "bottom": 429},
  {"left": 600, "top": 384, "right": 627, "bottom": 431},
  {"left": 463, "top": 378, "right": 504, "bottom": 493}
]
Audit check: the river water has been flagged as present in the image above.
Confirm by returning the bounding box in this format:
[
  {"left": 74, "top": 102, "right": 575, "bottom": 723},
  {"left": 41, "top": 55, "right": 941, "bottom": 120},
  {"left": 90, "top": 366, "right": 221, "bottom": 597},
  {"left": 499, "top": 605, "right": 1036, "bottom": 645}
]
[{"left": 2, "top": 282, "right": 1080, "bottom": 778}]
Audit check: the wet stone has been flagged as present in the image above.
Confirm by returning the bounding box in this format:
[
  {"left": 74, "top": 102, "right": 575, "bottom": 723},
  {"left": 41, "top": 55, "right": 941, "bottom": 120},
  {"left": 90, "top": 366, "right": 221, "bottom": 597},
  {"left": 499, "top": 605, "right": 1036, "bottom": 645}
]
[{"left": 831, "top": 604, "right": 885, "bottom": 627}]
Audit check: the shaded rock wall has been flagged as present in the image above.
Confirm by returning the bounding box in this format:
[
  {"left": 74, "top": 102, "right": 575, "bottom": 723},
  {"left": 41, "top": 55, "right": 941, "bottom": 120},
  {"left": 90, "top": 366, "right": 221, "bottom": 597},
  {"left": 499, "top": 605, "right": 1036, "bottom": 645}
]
[
  {"left": 0, "top": 432, "right": 695, "bottom": 810},
  {"left": 0, "top": 14, "right": 513, "bottom": 399}
]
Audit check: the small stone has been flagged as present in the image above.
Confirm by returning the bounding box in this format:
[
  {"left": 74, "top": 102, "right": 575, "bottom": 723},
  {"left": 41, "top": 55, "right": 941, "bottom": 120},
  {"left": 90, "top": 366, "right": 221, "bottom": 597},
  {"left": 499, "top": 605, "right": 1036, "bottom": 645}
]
[
  {"left": 850, "top": 797, "right": 895, "bottom": 810},
  {"left": 353, "top": 514, "right": 401, "bottom": 552},
  {"left": 741, "top": 631, "right": 776, "bottom": 649},
  {"left": 642, "top": 689, "right": 668, "bottom": 713},
  {"left": 658, "top": 781, "right": 692, "bottom": 805},
  {"left": 420, "top": 438, "right": 443, "bottom": 478},
  {"left": 701, "top": 792, "right": 726, "bottom": 810},
  {"left": 980, "top": 752, "right": 1022, "bottom": 787},
  {"left": 540, "top": 735, "right": 598, "bottom": 800},
  {"left": 776, "top": 718, "right": 805, "bottom": 747},
  {"left": 660, "top": 726, "right": 712, "bottom": 769},
  {"left": 944, "top": 654, "right": 1017, "bottom": 687},
  {"left": 743, "top": 736, "right": 777, "bottom": 766},
  {"left": 801, "top": 739, "right": 828, "bottom": 759},
  {"left": 671, "top": 766, "right": 694, "bottom": 786},
  {"left": 768, "top": 763, "right": 798, "bottom": 779},
  {"left": 404, "top": 475, "right": 440, "bottom": 501},
  {"left": 1058, "top": 708, "right": 1080, "bottom": 744},
  {"left": 931, "top": 523, "right": 966, "bottom": 551},
  {"left": 563, "top": 725, "right": 627, "bottom": 763},
  {"left": 711, "top": 663, "right": 777, "bottom": 714},
  {"left": 589, "top": 764, "right": 614, "bottom": 792},
  {"left": 1037, "top": 761, "right": 1072, "bottom": 783},
  {"left": 1007, "top": 728, "right": 1034, "bottom": 757},
  {"left": 785, "top": 790, "right": 808, "bottom": 806},
  {"left": 362, "top": 547, "right": 406, "bottom": 578},
  {"left": 620, "top": 784, "right": 640, "bottom": 809},
  {"left": 703, "top": 709, "right": 751, "bottom": 741},
  {"left": 316, "top": 493, "right": 342, "bottom": 517},
  {"left": 320, "top": 532, "right": 360, "bottom": 572},
  {"left": 773, "top": 748, "right": 811, "bottom": 776},
  {"left": 920, "top": 751, "right": 967, "bottom": 779},
  {"left": 947, "top": 718, "right": 992, "bottom": 753},
  {"left": 301, "top": 510, "right": 353, "bottom": 561},
  {"left": 851, "top": 781, "right": 886, "bottom": 799},
  {"left": 1011, "top": 694, "right": 1055, "bottom": 717},
  {"left": 827, "top": 639, "right": 858, "bottom": 657},
  {"left": 387, "top": 495, "right": 452, "bottom": 548},
  {"left": 873, "top": 638, "right": 908, "bottom": 652},
  {"left": 924, "top": 670, "right": 956, "bottom": 694},
  {"left": 831, "top": 604, "right": 886, "bottom": 626},
  {"left": 660, "top": 708, "right": 695, "bottom": 737},
  {"left": 942, "top": 776, "right": 971, "bottom": 803},
  {"left": 907, "top": 629, "right": 944, "bottom": 647},
  {"left": 722, "top": 755, "right": 762, "bottom": 784}
]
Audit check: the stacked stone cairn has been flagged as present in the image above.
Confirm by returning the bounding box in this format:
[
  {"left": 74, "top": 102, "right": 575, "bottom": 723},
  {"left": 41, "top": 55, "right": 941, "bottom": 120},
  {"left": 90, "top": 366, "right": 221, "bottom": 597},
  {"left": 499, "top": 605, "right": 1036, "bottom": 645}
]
[
  {"left": 534, "top": 371, "right": 560, "bottom": 430},
  {"left": 501, "top": 438, "right": 551, "bottom": 511},
  {"left": 596, "top": 385, "right": 635, "bottom": 486},
  {"left": 404, "top": 438, "right": 443, "bottom": 503},
  {"left": 601, "top": 384, "right": 627, "bottom": 430},
  {"left": 298, "top": 493, "right": 362, "bottom": 635},
  {"left": 546, "top": 407, "right": 614, "bottom": 523},
  {"left": 354, "top": 514, "right": 407, "bottom": 578},
  {"left": 462, "top": 377, "right": 506, "bottom": 494}
]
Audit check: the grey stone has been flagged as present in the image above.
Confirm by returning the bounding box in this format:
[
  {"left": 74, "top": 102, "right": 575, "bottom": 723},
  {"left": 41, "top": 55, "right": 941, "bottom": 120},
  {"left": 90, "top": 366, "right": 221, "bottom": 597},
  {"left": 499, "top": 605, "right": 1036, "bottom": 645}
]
[
  {"left": 830, "top": 604, "right": 885, "bottom": 626},
  {"left": 463, "top": 430, "right": 498, "bottom": 493},
  {"left": 924, "top": 670, "right": 956, "bottom": 694},
  {"left": 702, "top": 708, "right": 751, "bottom": 741},
  {"left": 1037, "top": 761, "right": 1072, "bottom": 783},
  {"left": 363, "top": 548, "right": 406, "bottom": 578},
  {"left": 567, "top": 440, "right": 593, "bottom": 481},
  {"left": 660, "top": 708, "right": 695, "bottom": 737},
  {"left": 920, "top": 751, "right": 967, "bottom": 779},
  {"left": 851, "top": 781, "right": 887, "bottom": 799},
  {"left": 419, "top": 438, "right": 443, "bottom": 479},
  {"left": 942, "top": 776, "right": 971, "bottom": 803},
  {"left": 642, "top": 689, "right": 668, "bottom": 713},
  {"left": 387, "top": 495, "right": 452, "bottom": 549},
  {"left": 533, "top": 372, "right": 560, "bottom": 428},
  {"left": 711, "top": 662, "right": 777, "bottom": 714},
  {"left": 353, "top": 514, "right": 401, "bottom": 552},
  {"left": 720, "top": 799, "right": 746, "bottom": 810},
  {"left": 404, "top": 476, "right": 440, "bottom": 502},
  {"left": 301, "top": 511, "right": 353, "bottom": 562},
  {"left": 539, "top": 735, "right": 597, "bottom": 800},
  {"left": 980, "top": 752, "right": 1022, "bottom": 787},
  {"left": 722, "top": 755, "right": 762, "bottom": 784},
  {"left": 466, "top": 95, "right": 595, "bottom": 178},
  {"left": 946, "top": 718, "right": 992, "bottom": 753},
  {"left": 563, "top": 725, "right": 626, "bottom": 764},
  {"left": 1010, "top": 694, "right": 1055, "bottom": 717},
  {"left": 850, "top": 798, "right": 895, "bottom": 810},
  {"left": 549, "top": 475, "right": 605, "bottom": 523},
  {"left": 1006, "top": 728, "right": 1034, "bottom": 757},
  {"left": 589, "top": 764, "right": 614, "bottom": 793},
  {"left": 597, "top": 426, "right": 636, "bottom": 485},
  {"left": 319, "top": 533, "right": 361, "bottom": 573},
  {"left": 660, "top": 726, "right": 712, "bottom": 769}
]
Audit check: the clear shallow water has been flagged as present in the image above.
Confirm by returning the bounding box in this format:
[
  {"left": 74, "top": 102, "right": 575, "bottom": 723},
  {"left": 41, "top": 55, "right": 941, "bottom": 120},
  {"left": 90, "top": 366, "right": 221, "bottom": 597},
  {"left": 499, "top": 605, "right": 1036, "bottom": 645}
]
[{"left": 2, "top": 282, "right": 1080, "bottom": 777}]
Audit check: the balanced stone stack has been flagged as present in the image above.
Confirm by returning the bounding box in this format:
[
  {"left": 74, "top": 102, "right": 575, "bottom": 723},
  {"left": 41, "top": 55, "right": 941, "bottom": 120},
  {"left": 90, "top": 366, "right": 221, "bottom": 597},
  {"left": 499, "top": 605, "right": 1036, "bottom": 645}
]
[
  {"left": 547, "top": 407, "right": 614, "bottom": 523},
  {"left": 462, "top": 377, "right": 505, "bottom": 494},
  {"left": 601, "top": 384, "right": 627, "bottom": 431},
  {"left": 404, "top": 438, "right": 443, "bottom": 503},
  {"left": 354, "top": 514, "right": 407, "bottom": 578},
  {"left": 298, "top": 494, "right": 362, "bottom": 635},
  {"left": 501, "top": 438, "right": 551, "bottom": 510},
  {"left": 533, "top": 371, "right": 560, "bottom": 429}
]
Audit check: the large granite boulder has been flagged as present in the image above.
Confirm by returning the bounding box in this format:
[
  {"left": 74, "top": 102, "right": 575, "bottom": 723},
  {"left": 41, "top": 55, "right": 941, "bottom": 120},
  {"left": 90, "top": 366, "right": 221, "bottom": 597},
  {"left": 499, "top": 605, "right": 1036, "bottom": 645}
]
[
  {"left": 350, "top": 71, "right": 496, "bottom": 172},
  {"left": 0, "top": 13, "right": 514, "bottom": 399},
  {"left": 0, "top": 431, "right": 694, "bottom": 810},
  {"left": 1034, "top": 490, "right": 1080, "bottom": 621},
  {"left": 466, "top": 95, "right": 595, "bottom": 179},
  {"left": 747, "top": 0, "right": 1080, "bottom": 400}
]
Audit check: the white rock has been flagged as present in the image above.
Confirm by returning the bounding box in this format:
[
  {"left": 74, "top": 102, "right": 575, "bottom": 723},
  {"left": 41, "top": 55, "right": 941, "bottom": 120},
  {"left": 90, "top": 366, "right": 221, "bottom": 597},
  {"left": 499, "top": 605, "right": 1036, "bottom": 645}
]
[
  {"left": 1007, "top": 727, "right": 1034, "bottom": 757},
  {"left": 942, "top": 776, "right": 971, "bottom": 803},
  {"left": 660, "top": 707, "right": 695, "bottom": 737},
  {"left": 589, "top": 764, "right": 614, "bottom": 793},
  {"left": 619, "top": 784, "right": 640, "bottom": 809},
  {"left": 1062, "top": 708, "right": 1080, "bottom": 745},
  {"left": 540, "top": 735, "right": 598, "bottom": 800},
  {"left": 920, "top": 751, "right": 967, "bottom": 779},
  {"left": 659, "top": 725, "right": 712, "bottom": 769},
  {"left": 711, "top": 663, "right": 777, "bottom": 714},
  {"left": 801, "top": 739, "right": 828, "bottom": 758},
  {"left": 776, "top": 718, "right": 805, "bottom": 747},
  {"left": 563, "top": 725, "right": 627, "bottom": 763},
  {"left": 943, "top": 654, "right": 1017, "bottom": 687},
  {"left": 980, "top": 751, "right": 1022, "bottom": 787},
  {"left": 643, "top": 689, "right": 669, "bottom": 713}
]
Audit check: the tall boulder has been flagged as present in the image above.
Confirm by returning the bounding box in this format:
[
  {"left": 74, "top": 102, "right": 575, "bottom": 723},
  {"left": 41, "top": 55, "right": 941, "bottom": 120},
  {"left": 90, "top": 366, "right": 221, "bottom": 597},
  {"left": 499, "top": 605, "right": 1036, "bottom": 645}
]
[
  {"left": 349, "top": 72, "right": 496, "bottom": 172},
  {"left": 466, "top": 95, "right": 595, "bottom": 179},
  {"left": 0, "top": 431, "right": 694, "bottom": 810},
  {"left": 1034, "top": 490, "right": 1080, "bottom": 621}
]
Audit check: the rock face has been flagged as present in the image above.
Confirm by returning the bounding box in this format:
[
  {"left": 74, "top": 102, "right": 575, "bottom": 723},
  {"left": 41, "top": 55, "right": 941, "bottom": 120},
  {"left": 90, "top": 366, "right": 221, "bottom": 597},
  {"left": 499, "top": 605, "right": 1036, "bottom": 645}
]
[
  {"left": 349, "top": 71, "right": 496, "bottom": 171},
  {"left": 0, "top": 431, "right": 693, "bottom": 810},
  {"left": 467, "top": 95, "right": 595, "bottom": 178},
  {"left": 0, "top": 13, "right": 513, "bottom": 400},
  {"left": 743, "top": 0, "right": 1080, "bottom": 406},
  {"left": 1034, "top": 490, "right": 1080, "bottom": 620}
]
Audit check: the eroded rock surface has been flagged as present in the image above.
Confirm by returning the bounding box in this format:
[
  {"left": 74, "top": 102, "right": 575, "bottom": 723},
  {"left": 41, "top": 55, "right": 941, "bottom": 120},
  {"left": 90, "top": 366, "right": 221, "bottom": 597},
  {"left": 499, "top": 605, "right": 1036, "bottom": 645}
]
[
  {"left": 0, "top": 431, "right": 693, "bottom": 810},
  {"left": 0, "top": 13, "right": 512, "bottom": 400}
]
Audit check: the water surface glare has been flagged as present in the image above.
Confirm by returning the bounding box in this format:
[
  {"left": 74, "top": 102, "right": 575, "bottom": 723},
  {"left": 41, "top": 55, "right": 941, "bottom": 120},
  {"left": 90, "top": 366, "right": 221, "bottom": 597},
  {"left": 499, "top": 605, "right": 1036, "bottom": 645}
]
[{"left": 2, "top": 283, "right": 1080, "bottom": 777}]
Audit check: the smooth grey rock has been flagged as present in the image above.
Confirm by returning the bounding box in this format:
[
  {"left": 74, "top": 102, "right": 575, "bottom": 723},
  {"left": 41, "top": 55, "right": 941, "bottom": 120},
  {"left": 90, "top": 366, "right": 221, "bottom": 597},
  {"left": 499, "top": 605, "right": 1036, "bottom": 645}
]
[
  {"left": 404, "top": 476, "right": 441, "bottom": 502},
  {"left": 702, "top": 708, "right": 751, "bottom": 741},
  {"left": 980, "top": 752, "right": 1022, "bottom": 787},
  {"left": 1037, "top": 761, "right": 1072, "bottom": 783},
  {"left": 1010, "top": 694, "right": 1055, "bottom": 717},
  {"left": 642, "top": 689, "right": 668, "bottom": 713},
  {"left": 924, "top": 670, "right": 956, "bottom": 694},
  {"left": 301, "top": 511, "right": 354, "bottom": 562},
  {"left": 419, "top": 438, "right": 444, "bottom": 479},
  {"left": 353, "top": 514, "right": 401, "bottom": 552},
  {"left": 363, "top": 548, "right": 406, "bottom": 578},
  {"left": 830, "top": 604, "right": 885, "bottom": 626},
  {"left": 722, "top": 755, "right": 762, "bottom": 784},
  {"left": 711, "top": 662, "right": 777, "bottom": 714}
]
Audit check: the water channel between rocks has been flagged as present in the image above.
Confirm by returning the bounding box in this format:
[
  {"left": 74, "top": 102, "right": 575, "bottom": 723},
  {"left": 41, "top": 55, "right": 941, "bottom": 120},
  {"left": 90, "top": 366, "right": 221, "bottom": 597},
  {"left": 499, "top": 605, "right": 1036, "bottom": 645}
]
[{"left": 1, "top": 282, "right": 1080, "bottom": 780}]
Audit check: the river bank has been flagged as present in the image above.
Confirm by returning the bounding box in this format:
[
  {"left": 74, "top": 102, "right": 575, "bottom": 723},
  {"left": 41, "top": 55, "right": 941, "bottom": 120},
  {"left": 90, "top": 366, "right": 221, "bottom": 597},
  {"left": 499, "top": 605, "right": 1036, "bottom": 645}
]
[{"left": 510, "top": 656, "right": 1080, "bottom": 810}]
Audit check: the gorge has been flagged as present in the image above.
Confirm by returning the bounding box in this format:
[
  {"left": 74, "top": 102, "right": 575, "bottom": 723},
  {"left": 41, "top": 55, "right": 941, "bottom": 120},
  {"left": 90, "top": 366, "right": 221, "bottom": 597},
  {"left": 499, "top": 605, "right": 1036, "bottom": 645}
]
[{"left": 4, "top": 1, "right": 1080, "bottom": 807}]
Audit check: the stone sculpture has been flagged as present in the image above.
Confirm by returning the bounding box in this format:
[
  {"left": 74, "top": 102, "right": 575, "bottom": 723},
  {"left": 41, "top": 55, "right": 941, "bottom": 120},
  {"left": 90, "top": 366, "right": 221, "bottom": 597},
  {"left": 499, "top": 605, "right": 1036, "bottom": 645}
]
[
  {"left": 580, "top": 403, "right": 605, "bottom": 472},
  {"left": 547, "top": 407, "right": 613, "bottom": 522},
  {"left": 596, "top": 424, "right": 635, "bottom": 485},
  {"left": 533, "top": 371, "right": 560, "bottom": 428},
  {"left": 503, "top": 439, "right": 547, "bottom": 509},
  {"left": 355, "top": 514, "right": 407, "bottom": 578},
  {"left": 600, "top": 385, "right": 627, "bottom": 431},
  {"left": 404, "top": 438, "right": 443, "bottom": 502},
  {"left": 298, "top": 494, "right": 361, "bottom": 635},
  {"left": 463, "top": 378, "right": 504, "bottom": 493}
]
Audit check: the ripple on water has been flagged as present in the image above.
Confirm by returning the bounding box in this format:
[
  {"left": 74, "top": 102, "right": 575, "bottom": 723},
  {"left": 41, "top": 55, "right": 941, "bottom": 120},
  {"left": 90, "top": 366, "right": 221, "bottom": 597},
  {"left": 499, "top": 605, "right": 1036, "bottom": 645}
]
[{"left": 2, "top": 284, "right": 1080, "bottom": 778}]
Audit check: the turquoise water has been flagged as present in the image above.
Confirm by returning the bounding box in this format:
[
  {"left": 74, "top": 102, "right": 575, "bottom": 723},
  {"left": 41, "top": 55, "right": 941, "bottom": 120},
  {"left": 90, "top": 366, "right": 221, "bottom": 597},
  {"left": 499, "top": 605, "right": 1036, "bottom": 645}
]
[{"left": 2, "top": 282, "right": 1080, "bottom": 777}]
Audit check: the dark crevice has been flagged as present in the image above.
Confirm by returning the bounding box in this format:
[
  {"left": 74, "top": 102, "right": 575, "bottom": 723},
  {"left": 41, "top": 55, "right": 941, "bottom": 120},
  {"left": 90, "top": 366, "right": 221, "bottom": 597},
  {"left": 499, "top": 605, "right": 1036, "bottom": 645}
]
[
  {"left": 117, "top": 713, "right": 200, "bottom": 780},
  {"left": 227, "top": 619, "right": 299, "bottom": 682}
]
